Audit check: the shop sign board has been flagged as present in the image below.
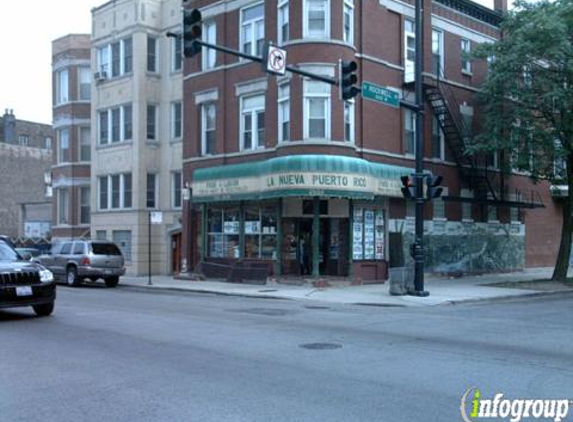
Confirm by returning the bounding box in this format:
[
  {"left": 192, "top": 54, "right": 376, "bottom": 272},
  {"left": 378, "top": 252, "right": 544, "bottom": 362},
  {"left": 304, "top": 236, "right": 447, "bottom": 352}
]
[{"left": 193, "top": 171, "right": 404, "bottom": 201}]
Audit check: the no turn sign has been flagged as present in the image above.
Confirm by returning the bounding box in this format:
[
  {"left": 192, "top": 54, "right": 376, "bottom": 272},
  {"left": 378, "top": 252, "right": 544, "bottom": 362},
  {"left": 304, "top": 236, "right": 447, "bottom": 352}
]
[{"left": 266, "top": 45, "right": 287, "bottom": 75}]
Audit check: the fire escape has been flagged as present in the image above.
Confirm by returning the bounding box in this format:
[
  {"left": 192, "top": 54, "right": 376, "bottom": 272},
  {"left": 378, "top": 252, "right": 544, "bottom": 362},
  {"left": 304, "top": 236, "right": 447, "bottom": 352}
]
[{"left": 422, "top": 68, "right": 544, "bottom": 210}]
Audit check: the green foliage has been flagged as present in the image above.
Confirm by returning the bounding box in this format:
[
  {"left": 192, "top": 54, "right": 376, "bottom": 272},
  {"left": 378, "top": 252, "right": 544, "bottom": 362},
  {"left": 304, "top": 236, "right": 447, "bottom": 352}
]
[{"left": 473, "top": 0, "right": 573, "bottom": 183}]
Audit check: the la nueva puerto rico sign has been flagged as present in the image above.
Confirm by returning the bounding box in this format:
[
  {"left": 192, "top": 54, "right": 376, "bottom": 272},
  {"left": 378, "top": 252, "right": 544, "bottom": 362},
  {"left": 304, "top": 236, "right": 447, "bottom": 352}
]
[{"left": 192, "top": 170, "right": 404, "bottom": 202}]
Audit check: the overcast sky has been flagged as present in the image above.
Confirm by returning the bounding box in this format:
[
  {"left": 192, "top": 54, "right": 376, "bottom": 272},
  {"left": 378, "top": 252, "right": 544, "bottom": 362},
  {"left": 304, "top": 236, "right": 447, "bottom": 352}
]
[{"left": 0, "top": 0, "right": 496, "bottom": 125}]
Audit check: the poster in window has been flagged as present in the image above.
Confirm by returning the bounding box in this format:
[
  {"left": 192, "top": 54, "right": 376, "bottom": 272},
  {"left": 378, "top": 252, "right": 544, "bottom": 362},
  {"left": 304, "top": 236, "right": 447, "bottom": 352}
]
[
  {"left": 352, "top": 208, "right": 364, "bottom": 260},
  {"left": 224, "top": 221, "right": 239, "bottom": 234},
  {"left": 375, "top": 210, "right": 385, "bottom": 260},
  {"left": 245, "top": 221, "right": 260, "bottom": 234},
  {"left": 364, "top": 210, "right": 375, "bottom": 259}
]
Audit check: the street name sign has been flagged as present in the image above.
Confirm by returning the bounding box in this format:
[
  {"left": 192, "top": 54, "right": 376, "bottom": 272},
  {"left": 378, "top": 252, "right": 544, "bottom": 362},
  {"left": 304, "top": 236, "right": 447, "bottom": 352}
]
[{"left": 362, "top": 81, "right": 400, "bottom": 108}]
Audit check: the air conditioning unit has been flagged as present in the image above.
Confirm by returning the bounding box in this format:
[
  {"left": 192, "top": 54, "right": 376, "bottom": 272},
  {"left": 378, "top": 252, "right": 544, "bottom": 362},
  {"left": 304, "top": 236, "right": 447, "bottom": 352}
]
[{"left": 94, "top": 71, "right": 108, "bottom": 82}]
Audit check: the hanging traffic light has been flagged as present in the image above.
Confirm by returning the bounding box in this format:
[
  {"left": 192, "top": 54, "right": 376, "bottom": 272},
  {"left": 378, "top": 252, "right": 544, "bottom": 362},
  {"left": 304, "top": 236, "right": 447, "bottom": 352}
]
[
  {"left": 425, "top": 174, "right": 444, "bottom": 199},
  {"left": 400, "top": 175, "right": 416, "bottom": 199},
  {"left": 183, "top": 8, "right": 202, "bottom": 58},
  {"left": 339, "top": 60, "right": 360, "bottom": 101}
]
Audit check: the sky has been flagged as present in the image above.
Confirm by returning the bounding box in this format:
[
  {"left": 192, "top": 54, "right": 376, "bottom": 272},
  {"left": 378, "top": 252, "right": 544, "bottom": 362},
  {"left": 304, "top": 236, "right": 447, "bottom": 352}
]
[{"left": 0, "top": 0, "right": 499, "bottom": 125}]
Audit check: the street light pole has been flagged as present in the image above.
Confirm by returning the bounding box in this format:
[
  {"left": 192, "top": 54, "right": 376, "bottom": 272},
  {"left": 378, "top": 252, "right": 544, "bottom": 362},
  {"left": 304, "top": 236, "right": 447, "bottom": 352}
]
[{"left": 412, "top": 0, "right": 430, "bottom": 297}]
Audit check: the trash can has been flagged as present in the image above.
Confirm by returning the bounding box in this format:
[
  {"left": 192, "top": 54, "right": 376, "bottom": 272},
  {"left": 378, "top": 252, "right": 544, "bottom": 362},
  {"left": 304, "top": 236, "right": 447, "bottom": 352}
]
[{"left": 388, "top": 263, "right": 415, "bottom": 295}]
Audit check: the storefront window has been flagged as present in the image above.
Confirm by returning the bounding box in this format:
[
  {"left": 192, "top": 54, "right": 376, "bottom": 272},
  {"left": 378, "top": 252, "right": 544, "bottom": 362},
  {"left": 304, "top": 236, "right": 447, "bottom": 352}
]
[
  {"left": 245, "top": 205, "right": 277, "bottom": 259},
  {"left": 352, "top": 206, "right": 385, "bottom": 260},
  {"left": 207, "top": 204, "right": 277, "bottom": 260},
  {"left": 207, "top": 207, "right": 240, "bottom": 258}
]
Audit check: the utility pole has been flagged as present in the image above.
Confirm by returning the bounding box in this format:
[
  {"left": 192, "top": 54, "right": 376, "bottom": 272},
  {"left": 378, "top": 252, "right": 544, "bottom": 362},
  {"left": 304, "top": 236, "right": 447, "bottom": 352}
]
[{"left": 412, "top": 0, "right": 429, "bottom": 297}]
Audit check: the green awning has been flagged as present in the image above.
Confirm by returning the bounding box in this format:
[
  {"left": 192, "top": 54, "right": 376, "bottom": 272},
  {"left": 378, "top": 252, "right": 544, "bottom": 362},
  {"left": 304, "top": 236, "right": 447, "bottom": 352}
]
[{"left": 192, "top": 155, "right": 413, "bottom": 203}]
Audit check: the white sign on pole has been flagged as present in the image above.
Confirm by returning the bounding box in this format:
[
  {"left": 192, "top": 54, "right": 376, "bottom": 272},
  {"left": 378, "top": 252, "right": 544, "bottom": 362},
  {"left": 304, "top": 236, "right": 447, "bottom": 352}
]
[
  {"left": 150, "top": 211, "right": 163, "bottom": 224},
  {"left": 267, "top": 45, "right": 287, "bottom": 75}
]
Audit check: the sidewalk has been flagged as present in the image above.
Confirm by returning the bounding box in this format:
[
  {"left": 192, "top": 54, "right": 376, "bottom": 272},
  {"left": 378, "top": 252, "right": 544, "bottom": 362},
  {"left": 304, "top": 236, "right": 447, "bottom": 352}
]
[{"left": 117, "top": 268, "right": 573, "bottom": 307}]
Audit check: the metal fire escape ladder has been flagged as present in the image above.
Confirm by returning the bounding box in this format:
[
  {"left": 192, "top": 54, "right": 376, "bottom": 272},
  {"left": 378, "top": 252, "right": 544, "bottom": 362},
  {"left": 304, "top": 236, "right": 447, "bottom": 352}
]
[
  {"left": 424, "top": 68, "right": 499, "bottom": 204},
  {"left": 423, "top": 69, "right": 544, "bottom": 209}
]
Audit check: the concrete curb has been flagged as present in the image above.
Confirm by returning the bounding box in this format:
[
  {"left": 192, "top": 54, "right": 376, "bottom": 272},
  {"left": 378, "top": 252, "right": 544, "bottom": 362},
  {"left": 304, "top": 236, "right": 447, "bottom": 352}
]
[{"left": 441, "top": 290, "right": 573, "bottom": 306}]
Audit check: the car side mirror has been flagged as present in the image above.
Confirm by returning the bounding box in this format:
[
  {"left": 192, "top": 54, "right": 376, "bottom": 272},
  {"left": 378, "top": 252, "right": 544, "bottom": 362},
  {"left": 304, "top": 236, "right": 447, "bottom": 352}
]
[{"left": 20, "top": 252, "right": 32, "bottom": 261}]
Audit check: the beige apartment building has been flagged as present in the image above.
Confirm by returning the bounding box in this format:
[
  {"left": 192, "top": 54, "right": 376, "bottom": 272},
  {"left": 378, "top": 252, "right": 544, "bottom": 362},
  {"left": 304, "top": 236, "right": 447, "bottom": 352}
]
[{"left": 91, "top": 0, "right": 184, "bottom": 275}]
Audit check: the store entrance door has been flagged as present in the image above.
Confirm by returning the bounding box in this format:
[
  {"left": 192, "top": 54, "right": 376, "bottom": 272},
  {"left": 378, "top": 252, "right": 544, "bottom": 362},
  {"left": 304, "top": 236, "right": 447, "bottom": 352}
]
[{"left": 281, "top": 218, "right": 348, "bottom": 277}]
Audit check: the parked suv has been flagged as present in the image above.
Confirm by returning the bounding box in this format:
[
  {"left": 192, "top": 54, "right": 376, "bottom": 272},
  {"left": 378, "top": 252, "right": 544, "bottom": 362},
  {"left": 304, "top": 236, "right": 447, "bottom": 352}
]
[
  {"left": 38, "top": 240, "right": 125, "bottom": 288},
  {"left": 0, "top": 240, "right": 55, "bottom": 316}
]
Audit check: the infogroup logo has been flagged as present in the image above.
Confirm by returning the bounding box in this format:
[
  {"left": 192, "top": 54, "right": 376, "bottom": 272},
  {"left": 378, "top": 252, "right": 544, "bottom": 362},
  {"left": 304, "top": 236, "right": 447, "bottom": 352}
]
[{"left": 460, "top": 387, "right": 571, "bottom": 422}]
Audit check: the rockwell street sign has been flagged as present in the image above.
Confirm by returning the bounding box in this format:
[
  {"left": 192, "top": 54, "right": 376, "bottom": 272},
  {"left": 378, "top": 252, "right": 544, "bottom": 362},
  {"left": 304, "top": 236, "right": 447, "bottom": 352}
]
[{"left": 362, "top": 81, "right": 400, "bottom": 108}]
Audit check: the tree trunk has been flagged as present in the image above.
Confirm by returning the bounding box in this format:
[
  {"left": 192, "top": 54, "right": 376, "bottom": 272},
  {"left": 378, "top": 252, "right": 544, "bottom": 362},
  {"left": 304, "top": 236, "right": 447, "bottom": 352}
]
[{"left": 551, "top": 154, "right": 573, "bottom": 282}]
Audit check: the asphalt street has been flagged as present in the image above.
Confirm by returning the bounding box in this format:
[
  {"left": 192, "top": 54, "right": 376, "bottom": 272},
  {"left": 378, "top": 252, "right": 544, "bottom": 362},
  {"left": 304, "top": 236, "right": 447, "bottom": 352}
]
[{"left": 1, "top": 285, "right": 572, "bottom": 422}]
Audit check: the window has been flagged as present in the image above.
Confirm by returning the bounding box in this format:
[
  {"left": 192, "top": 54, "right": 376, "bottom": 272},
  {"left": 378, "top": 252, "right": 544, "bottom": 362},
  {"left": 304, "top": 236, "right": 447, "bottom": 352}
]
[
  {"left": 304, "top": 0, "right": 329, "bottom": 38},
  {"left": 172, "top": 35, "right": 182, "bottom": 71},
  {"left": 111, "top": 108, "right": 121, "bottom": 143},
  {"left": 404, "top": 20, "right": 415, "bottom": 83},
  {"left": 241, "top": 3, "right": 264, "bottom": 56},
  {"left": 98, "top": 105, "right": 132, "bottom": 145},
  {"left": 45, "top": 137, "right": 52, "bottom": 150},
  {"left": 241, "top": 95, "right": 265, "bottom": 150},
  {"left": 96, "top": 37, "right": 132, "bottom": 77},
  {"left": 461, "top": 38, "right": 471, "bottom": 73},
  {"left": 123, "top": 37, "right": 133, "bottom": 74},
  {"left": 432, "top": 115, "right": 444, "bottom": 160},
  {"left": 57, "top": 189, "right": 69, "bottom": 225},
  {"left": 207, "top": 207, "right": 240, "bottom": 258},
  {"left": 433, "top": 187, "right": 448, "bottom": 219},
  {"left": 80, "top": 187, "right": 90, "bottom": 225},
  {"left": 172, "top": 171, "right": 182, "bottom": 209},
  {"left": 304, "top": 80, "right": 330, "bottom": 139},
  {"left": 404, "top": 109, "right": 415, "bottom": 154},
  {"left": 79, "top": 67, "right": 91, "bottom": 101},
  {"left": 96, "top": 230, "right": 107, "bottom": 240},
  {"left": 202, "top": 21, "right": 217, "bottom": 70},
  {"left": 57, "top": 128, "right": 69, "bottom": 163},
  {"left": 344, "top": 101, "right": 354, "bottom": 142},
  {"left": 343, "top": 0, "right": 354, "bottom": 44},
  {"left": 72, "top": 242, "right": 85, "bottom": 255},
  {"left": 432, "top": 29, "right": 443, "bottom": 75},
  {"left": 278, "top": 0, "right": 289, "bottom": 45},
  {"left": 18, "top": 135, "right": 29, "bottom": 146},
  {"left": 111, "top": 41, "right": 121, "bottom": 76},
  {"left": 172, "top": 102, "right": 182, "bottom": 139},
  {"left": 147, "top": 104, "right": 157, "bottom": 140},
  {"left": 79, "top": 127, "right": 91, "bottom": 161},
  {"left": 202, "top": 103, "right": 216, "bottom": 155},
  {"left": 278, "top": 83, "right": 290, "bottom": 142},
  {"left": 460, "top": 110, "right": 473, "bottom": 144},
  {"left": 244, "top": 205, "right": 278, "bottom": 259},
  {"left": 123, "top": 104, "right": 132, "bottom": 140},
  {"left": 147, "top": 36, "right": 157, "bottom": 72},
  {"left": 98, "top": 173, "right": 132, "bottom": 210},
  {"left": 56, "top": 69, "right": 69, "bottom": 104},
  {"left": 461, "top": 189, "right": 473, "bottom": 221},
  {"left": 113, "top": 230, "right": 132, "bottom": 262},
  {"left": 146, "top": 173, "right": 157, "bottom": 208},
  {"left": 352, "top": 207, "right": 385, "bottom": 260}
]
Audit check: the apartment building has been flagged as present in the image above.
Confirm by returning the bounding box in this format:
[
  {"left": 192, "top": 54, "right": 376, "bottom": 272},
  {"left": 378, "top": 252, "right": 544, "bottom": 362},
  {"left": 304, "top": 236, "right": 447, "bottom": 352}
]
[
  {"left": 91, "top": 0, "right": 184, "bottom": 275},
  {"left": 181, "top": 0, "right": 561, "bottom": 280},
  {"left": 51, "top": 34, "right": 92, "bottom": 241}
]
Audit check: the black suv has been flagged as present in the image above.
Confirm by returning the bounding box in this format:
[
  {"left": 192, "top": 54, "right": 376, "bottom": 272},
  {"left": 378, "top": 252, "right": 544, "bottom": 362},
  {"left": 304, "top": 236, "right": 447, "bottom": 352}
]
[{"left": 0, "top": 240, "right": 56, "bottom": 317}]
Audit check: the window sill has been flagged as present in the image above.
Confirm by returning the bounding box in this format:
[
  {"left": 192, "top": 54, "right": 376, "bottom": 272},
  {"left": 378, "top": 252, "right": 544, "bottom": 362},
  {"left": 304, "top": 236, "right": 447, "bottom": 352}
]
[{"left": 461, "top": 69, "right": 473, "bottom": 77}]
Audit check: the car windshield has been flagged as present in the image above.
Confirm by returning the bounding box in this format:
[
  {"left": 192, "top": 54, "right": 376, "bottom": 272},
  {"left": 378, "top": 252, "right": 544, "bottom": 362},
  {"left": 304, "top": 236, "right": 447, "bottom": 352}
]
[
  {"left": 91, "top": 243, "right": 122, "bottom": 255},
  {"left": 0, "top": 242, "right": 21, "bottom": 261}
]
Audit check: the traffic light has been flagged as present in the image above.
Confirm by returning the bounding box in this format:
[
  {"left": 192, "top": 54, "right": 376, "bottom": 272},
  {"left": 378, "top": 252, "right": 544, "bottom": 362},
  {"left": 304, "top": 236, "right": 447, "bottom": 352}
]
[
  {"left": 401, "top": 175, "right": 416, "bottom": 199},
  {"left": 425, "top": 174, "right": 443, "bottom": 199},
  {"left": 183, "top": 8, "right": 202, "bottom": 58},
  {"left": 339, "top": 60, "right": 360, "bottom": 101}
]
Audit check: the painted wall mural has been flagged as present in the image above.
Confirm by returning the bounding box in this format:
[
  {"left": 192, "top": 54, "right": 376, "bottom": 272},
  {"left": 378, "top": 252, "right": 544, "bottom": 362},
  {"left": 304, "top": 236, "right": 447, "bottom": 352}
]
[{"left": 389, "top": 219, "right": 526, "bottom": 274}]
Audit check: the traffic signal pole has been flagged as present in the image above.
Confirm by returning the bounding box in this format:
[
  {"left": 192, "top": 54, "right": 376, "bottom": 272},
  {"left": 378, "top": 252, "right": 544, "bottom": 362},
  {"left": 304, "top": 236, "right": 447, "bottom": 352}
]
[{"left": 412, "top": 0, "right": 429, "bottom": 297}]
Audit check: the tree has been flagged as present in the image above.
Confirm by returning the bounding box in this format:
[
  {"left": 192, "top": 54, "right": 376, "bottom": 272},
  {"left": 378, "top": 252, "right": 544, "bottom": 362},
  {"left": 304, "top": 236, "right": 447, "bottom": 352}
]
[{"left": 473, "top": 0, "right": 573, "bottom": 281}]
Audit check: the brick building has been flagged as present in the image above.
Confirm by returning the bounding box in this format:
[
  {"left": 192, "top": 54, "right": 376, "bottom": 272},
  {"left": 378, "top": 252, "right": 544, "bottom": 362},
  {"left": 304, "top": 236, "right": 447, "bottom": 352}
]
[
  {"left": 181, "top": 0, "right": 561, "bottom": 280},
  {"left": 51, "top": 34, "right": 92, "bottom": 241}
]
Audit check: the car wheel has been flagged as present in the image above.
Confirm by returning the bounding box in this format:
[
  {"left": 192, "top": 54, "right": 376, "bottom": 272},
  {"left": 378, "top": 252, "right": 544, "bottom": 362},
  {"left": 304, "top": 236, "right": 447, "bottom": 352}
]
[
  {"left": 104, "top": 276, "right": 119, "bottom": 288},
  {"left": 32, "top": 302, "right": 54, "bottom": 317},
  {"left": 67, "top": 266, "right": 80, "bottom": 287}
]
